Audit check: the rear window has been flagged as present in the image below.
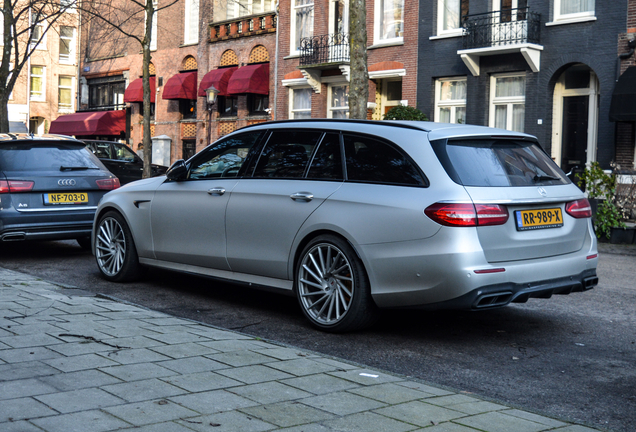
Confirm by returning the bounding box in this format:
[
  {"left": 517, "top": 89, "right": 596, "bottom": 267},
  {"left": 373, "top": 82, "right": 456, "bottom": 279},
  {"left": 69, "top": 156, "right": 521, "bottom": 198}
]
[
  {"left": 0, "top": 142, "right": 102, "bottom": 172},
  {"left": 432, "top": 139, "right": 569, "bottom": 187}
]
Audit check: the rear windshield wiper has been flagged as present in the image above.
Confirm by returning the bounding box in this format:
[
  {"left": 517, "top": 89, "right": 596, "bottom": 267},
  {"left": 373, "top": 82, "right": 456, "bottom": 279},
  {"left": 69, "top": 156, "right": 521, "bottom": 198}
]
[
  {"left": 533, "top": 174, "right": 561, "bottom": 183},
  {"left": 60, "top": 166, "right": 97, "bottom": 171}
]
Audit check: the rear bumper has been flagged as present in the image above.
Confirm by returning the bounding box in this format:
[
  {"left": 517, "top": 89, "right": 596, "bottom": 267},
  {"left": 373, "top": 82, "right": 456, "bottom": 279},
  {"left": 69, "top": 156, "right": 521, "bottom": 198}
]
[{"left": 0, "top": 208, "right": 95, "bottom": 242}]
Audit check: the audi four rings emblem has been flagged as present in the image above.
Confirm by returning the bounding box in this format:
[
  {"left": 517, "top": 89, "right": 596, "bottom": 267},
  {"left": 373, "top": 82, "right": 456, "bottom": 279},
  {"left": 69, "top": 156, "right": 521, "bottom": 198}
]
[{"left": 58, "top": 179, "right": 76, "bottom": 186}]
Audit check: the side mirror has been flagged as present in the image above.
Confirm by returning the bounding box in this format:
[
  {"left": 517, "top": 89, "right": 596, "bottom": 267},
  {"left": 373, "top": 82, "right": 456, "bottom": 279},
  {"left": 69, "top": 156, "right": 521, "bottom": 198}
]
[{"left": 166, "top": 159, "right": 188, "bottom": 181}]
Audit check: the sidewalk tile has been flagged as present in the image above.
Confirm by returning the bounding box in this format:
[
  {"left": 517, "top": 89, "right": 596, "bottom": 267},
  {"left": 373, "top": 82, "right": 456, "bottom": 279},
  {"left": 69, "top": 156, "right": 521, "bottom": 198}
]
[
  {"left": 145, "top": 331, "right": 212, "bottom": 345},
  {"left": 102, "top": 378, "right": 187, "bottom": 402},
  {"left": 0, "top": 360, "right": 60, "bottom": 381},
  {"left": 276, "top": 425, "right": 337, "bottom": 432},
  {"left": 0, "top": 346, "right": 62, "bottom": 363},
  {"left": 302, "top": 392, "right": 386, "bottom": 416},
  {"left": 266, "top": 358, "right": 339, "bottom": 376},
  {"left": 101, "top": 335, "right": 167, "bottom": 349},
  {"left": 176, "top": 410, "right": 276, "bottom": 432},
  {"left": 216, "top": 364, "right": 295, "bottom": 384},
  {"left": 99, "top": 363, "right": 178, "bottom": 381},
  {"left": 374, "top": 401, "right": 466, "bottom": 427},
  {"left": 228, "top": 381, "right": 313, "bottom": 404},
  {"left": 139, "top": 317, "right": 194, "bottom": 326},
  {"left": 454, "top": 411, "right": 554, "bottom": 432},
  {"left": 0, "top": 420, "right": 43, "bottom": 432},
  {"left": 551, "top": 426, "right": 606, "bottom": 432},
  {"left": 0, "top": 322, "right": 63, "bottom": 336},
  {"left": 282, "top": 373, "right": 361, "bottom": 395},
  {"left": 185, "top": 325, "right": 254, "bottom": 340},
  {"left": 158, "top": 355, "right": 228, "bottom": 374},
  {"left": 300, "top": 357, "right": 355, "bottom": 370},
  {"left": 103, "top": 399, "right": 199, "bottom": 426},
  {"left": 0, "top": 377, "right": 58, "bottom": 400},
  {"left": 348, "top": 382, "right": 435, "bottom": 404},
  {"left": 43, "top": 353, "right": 119, "bottom": 372},
  {"left": 199, "top": 339, "right": 269, "bottom": 352},
  {"left": 395, "top": 381, "right": 455, "bottom": 396},
  {"left": 170, "top": 389, "right": 259, "bottom": 414},
  {"left": 119, "top": 422, "right": 200, "bottom": 432},
  {"left": 240, "top": 401, "right": 335, "bottom": 427},
  {"left": 92, "top": 325, "right": 164, "bottom": 338},
  {"left": 34, "top": 387, "right": 126, "bottom": 414},
  {"left": 30, "top": 409, "right": 131, "bottom": 432},
  {"left": 328, "top": 368, "right": 403, "bottom": 386},
  {"left": 162, "top": 371, "right": 243, "bottom": 392},
  {"left": 0, "top": 397, "right": 56, "bottom": 422},
  {"left": 149, "top": 342, "right": 219, "bottom": 359},
  {"left": 0, "top": 333, "right": 64, "bottom": 348},
  {"left": 97, "top": 348, "right": 173, "bottom": 365},
  {"left": 208, "top": 349, "right": 278, "bottom": 367},
  {"left": 50, "top": 303, "right": 111, "bottom": 314},
  {"left": 39, "top": 369, "right": 122, "bottom": 391},
  {"left": 46, "top": 341, "right": 118, "bottom": 357},
  {"left": 425, "top": 394, "right": 484, "bottom": 406},
  {"left": 449, "top": 401, "right": 508, "bottom": 415},
  {"left": 254, "top": 347, "right": 314, "bottom": 360},
  {"left": 504, "top": 409, "right": 568, "bottom": 428},
  {"left": 412, "top": 424, "right": 484, "bottom": 432},
  {"left": 322, "top": 411, "right": 418, "bottom": 432}
]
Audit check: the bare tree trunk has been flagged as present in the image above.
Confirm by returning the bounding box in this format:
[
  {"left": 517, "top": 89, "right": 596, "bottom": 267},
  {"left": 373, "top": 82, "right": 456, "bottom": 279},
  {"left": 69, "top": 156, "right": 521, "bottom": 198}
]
[
  {"left": 348, "top": 0, "right": 368, "bottom": 119},
  {"left": 141, "top": 0, "right": 154, "bottom": 178}
]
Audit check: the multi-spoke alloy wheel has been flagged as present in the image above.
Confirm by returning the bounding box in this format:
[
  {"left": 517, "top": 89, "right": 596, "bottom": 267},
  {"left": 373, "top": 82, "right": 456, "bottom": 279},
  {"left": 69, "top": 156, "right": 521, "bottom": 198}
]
[
  {"left": 296, "top": 235, "right": 378, "bottom": 332},
  {"left": 95, "top": 211, "right": 142, "bottom": 282}
]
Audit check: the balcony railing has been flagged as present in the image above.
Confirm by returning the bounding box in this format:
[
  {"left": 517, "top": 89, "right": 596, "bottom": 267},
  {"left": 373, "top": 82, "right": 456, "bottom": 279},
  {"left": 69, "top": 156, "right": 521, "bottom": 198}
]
[
  {"left": 462, "top": 7, "right": 541, "bottom": 50},
  {"left": 210, "top": 12, "right": 277, "bottom": 41},
  {"left": 299, "top": 33, "right": 350, "bottom": 67}
]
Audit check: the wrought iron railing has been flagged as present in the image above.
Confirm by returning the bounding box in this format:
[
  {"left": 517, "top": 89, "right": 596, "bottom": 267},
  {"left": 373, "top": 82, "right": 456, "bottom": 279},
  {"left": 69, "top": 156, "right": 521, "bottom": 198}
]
[
  {"left": 299, "top": 33, "right": 350, "bottom": 66},
  {"left": 462, "top": 7, "right": 541, "bottom": 50}
]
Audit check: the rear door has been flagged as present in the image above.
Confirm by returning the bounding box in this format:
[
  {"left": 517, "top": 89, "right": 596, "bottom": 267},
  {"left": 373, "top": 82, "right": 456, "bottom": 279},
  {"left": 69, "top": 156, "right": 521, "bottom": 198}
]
[{"left": 433, "top": 138, "right": 589, "bottom": 263}]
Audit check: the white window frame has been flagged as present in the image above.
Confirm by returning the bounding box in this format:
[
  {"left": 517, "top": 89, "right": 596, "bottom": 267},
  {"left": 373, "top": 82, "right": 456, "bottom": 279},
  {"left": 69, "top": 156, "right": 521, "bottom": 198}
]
[
  {"left": 489, "top": 72, "right": 526, "bottom": 132},
  {"left": 61, "top": 0, "right": 77, "bottom": 13},
  {"left": 150, "top": 1, "right": 158, "bottom": 51},
  {"left": 554, "top": 0, "right": 595, "bottom": 22},
  {"left": 290, "top": 0, "right": 314, "bottom": 55},
  {"left": 374, "top": 0, "right": 404, "bottom": 45},
  {"left": 227, "top": 0, "right": 274, "bottom": 19},
  {"left": 58, "top": 75, "right": 74, "bottom": 112},
  {"left": 435, "top": 0, "right": 464, "bottom": 38},
  {"left": 434, "top": 77, "right": 467, "bottom": 124},
  {"left": 30, "top": 65, "right": 46, "bottom": 102},
  {"left": 289, "top": 87, "right": 312, "bottom": 119},
  {"left": 327, "top": 83, "right": 349, "bottom": 118},
  {"left": 184, "top": 0, "right": 199, "bottom": 44},
  {"left": 30, "top": 20, "right": 47, "bottom": 50},
  {"left": 58, "top": 26, "right": 75, "bottom": 64}
]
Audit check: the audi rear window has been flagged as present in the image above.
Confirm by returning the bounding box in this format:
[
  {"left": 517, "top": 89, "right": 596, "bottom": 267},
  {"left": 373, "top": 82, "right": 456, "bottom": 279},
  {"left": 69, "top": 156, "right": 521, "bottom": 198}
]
[
  {"left": 0, "top": 142, "right": 102, "bottom": 172},
  {"left": 431, "top": 139, "right": 569, "bottom": 187}
]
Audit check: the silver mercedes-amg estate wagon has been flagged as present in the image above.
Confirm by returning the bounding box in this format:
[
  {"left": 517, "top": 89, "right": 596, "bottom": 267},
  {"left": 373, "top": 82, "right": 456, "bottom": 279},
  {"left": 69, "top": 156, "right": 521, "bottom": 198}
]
[{"left": 92, "top": 120, "right": 599, "bottom": 332}]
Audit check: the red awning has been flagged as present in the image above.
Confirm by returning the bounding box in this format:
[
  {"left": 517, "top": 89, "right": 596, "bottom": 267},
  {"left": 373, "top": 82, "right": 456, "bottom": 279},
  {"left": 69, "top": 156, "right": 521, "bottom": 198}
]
[
  {"left": 227, "top": 64, "right": 269, "bottom": 95},
  {"left": 124, "top": 77, "right": 156, "bottom": 103},
  {"left": 49, "top": 110, "right": 126, "bottom": 136},
  {"left": 162, "top": 71, "right": 198, "bottom": 100},
  {"left": 198, "top": 67, "right": 237, "bottom": 97}
]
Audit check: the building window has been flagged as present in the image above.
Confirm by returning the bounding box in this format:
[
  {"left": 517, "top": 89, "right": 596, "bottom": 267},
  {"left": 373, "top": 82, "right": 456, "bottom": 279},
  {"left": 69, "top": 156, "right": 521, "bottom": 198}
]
[
  {"left": 218, "top": 96, "right": 238, "bottom": 117},
  {"left": 61, "top": 0, "right": 77, "bottom": 12},
  {"left": 375, "top": 0, "right": 404, "bottom": 42},
  {"left": 290, "top": 88, "right": 312, "bottom": 118},
  {"left": 30, "top": 20, "right": 47, "bottom": 50},
  {"left": 88, "top": 75, "right": 126, "bottom": 110},
  {"left": 30, "top": 66, "right": 45, "bottom": 101},
  {"left": 179, "top": 99, "right": 197, "bottom": 120},
  {"left": 59, "top": 76, "right": 73, "bottom": 112},
  {"left": 184, "top": 0, "right": 199, "bottom": 44},
  {"left": 213, "top": 0, "right": 274, "bottom": 22},
  {"left": 436, "top": 0, "right": 469, "bottom": 36},
  {"left": 249, "top": 94, "right": 269, "bottom": 115},
  {"left": 291, "top": 0, "right": 314, "bottom": 53},
  {"left": 489, "top": 73, "right": 525, "bottom": 132},
  {"left": 59, "top": 26, "right": 75, "bottom": 64},
  {"left": 435, "top": 78, "right": 466, "bottom": 124},
  {"left": 328, "top": 84, "right": 349, "bottom": 118},
  {"left": 555, "top": 0, "right": 594, "bottom": 21},
  {"left": 150, "top": 1, "right": 158, "bottom": 51}
]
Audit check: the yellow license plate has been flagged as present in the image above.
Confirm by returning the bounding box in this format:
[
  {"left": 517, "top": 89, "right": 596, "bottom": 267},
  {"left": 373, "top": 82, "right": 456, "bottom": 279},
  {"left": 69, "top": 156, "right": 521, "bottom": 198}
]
[
  {"left": 44, "top": 192, "right": 89, "bottom": 205},
  {"left": 515, "top": 208, "right": 563, "bottom": 231}
]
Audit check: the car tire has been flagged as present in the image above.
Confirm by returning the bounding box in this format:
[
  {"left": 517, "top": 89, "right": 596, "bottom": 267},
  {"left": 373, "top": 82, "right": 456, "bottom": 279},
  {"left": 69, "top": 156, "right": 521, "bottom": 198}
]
[
  {"left": 296, "top": 235, "right": 379, "bottom": 333},
  {"left": 94, "top": 211, "right": 144, "bottom": 282},
  {"left": 76, "top": 236, "right": 91, "bottom": 250}
]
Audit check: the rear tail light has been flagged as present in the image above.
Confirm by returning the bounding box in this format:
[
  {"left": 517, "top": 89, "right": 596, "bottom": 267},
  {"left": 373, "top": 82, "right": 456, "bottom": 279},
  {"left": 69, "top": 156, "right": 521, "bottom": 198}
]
[
  {"left": 0, "top": 180, "right": 35, "bottom": 193},
  {"left": 425, "top": 203, "right": 509, "bottom": 227},
  {"left": 96, "top": 178, "right": 121, "bottom": 190},
  {"left": 566, "top": 198, "right": 592, "bottom": 219}
]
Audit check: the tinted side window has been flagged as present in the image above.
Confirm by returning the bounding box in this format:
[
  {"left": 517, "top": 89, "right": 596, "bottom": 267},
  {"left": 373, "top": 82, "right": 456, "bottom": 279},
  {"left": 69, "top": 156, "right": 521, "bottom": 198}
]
[
  {"left": 113, "top": 145, "right": 136, "bottom": 162},
  {"left": 88, "top": 142, "right": 112, "bottom": 159},
  {"left": 306, "top": 133, "right": 343, "bottom": 180},
  {"left": 343, "top": 134, "right": 425, "bottom": 186},
  {"left": 253, "top": 130, "right": 323, "bottom": 179},
  {"left": 189, "top": 131, "right": 263, "bottom": 180}
]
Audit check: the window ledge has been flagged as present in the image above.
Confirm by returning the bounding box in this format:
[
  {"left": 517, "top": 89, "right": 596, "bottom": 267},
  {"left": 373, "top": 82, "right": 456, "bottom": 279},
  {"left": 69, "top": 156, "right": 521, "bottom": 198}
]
[
  {"left": 368, "top": 40, "right": 404, "bottom": 50},
  {"left": 429, "top": 31, "right": 463, "bottom": 40},
  {"left": 284, "top": 54, "right": 301, "bottom": 60},
  {"left": 179, "top": 42, "right": 199, "bottom": 48},
  {"left": 545, "top": 16, "right": 596, "bottom": 26}
]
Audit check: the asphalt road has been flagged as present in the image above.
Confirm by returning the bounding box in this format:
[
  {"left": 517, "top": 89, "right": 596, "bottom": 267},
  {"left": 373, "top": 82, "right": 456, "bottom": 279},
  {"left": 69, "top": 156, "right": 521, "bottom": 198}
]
[{"left": 0, "top": 240, "right": 634, "bottom": 432}]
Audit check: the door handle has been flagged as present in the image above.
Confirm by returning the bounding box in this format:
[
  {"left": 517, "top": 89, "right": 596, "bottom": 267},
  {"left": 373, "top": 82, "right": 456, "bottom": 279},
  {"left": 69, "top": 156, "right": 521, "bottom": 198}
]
[
  {"left": 290, "top": 192, "right": 313, "bottom": 202},
  {"left": 208, "top": 187, "right": 226, "bottom": 196}
]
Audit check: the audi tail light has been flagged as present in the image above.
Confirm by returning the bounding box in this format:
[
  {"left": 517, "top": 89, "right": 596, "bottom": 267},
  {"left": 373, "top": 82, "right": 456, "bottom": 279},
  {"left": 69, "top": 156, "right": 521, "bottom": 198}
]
[
  {"left": 96, "top": 178, "right": 121, "bottom": 190},
  {"left": 425, "top": 203, "right": 509, "bottom": 227},
  {"left": 0, "top": 180, "right": 35, "bottom": 194},
  {"left": 565, "top": 198, "right": 592, "bottom": 219}
]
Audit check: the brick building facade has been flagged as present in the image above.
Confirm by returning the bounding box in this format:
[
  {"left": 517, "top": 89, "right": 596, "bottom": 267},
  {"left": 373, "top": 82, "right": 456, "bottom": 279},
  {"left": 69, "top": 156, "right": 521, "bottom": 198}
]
[{"left": 417, "top": 0, "right": 631, "bottom": 174}]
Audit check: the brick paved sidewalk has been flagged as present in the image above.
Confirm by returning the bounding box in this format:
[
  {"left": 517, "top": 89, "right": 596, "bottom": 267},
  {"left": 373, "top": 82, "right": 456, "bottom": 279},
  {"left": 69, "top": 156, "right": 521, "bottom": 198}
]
[{"left": 0, "top": 268, "right": 606, "bottom": 432}]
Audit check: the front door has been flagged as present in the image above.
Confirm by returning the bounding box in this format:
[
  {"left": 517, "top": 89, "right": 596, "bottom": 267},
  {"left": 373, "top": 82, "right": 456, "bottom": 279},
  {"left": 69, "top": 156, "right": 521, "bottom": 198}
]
[{"left": 561, "top": 96, "right": 589, "bottom": 175}]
